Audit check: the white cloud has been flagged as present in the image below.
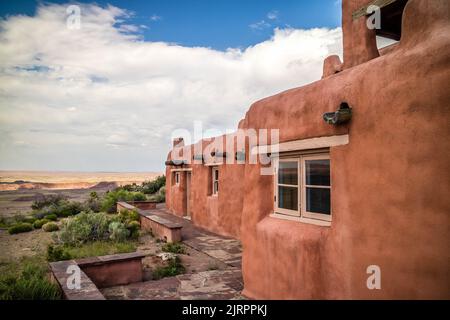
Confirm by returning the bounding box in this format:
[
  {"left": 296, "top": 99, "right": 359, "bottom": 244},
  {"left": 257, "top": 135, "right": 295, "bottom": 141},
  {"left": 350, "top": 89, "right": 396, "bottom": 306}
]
[
  {"left": 249, "top": 20, "right": 271, "bottom": 30},
  {"left": 267, "top": 10, "right": 279, "bottom": 20},
  {"left": 0, "top": 3, "right": 342, "bottom": 171},
  {"left": 150, "top": 14, "right": 162, "bottom": 21}
]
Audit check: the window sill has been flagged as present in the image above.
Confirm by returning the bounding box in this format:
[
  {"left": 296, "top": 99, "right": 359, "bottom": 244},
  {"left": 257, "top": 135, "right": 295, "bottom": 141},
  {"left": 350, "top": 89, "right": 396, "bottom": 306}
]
[{"left": 270, "top": 212, "right": 331, "bottom": 227}]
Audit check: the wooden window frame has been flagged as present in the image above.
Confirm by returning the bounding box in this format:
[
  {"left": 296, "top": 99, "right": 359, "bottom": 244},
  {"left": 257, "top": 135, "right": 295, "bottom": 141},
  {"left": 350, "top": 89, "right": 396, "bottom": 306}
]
[
  {"left": 301, "top": 154, "right": 331, "bottom": 222},
  {"left": 274, "top": 153, "right": 331, "bottom": 222},
  {"left": 274, "top": 158, "right": 300, "bottom": 216}
]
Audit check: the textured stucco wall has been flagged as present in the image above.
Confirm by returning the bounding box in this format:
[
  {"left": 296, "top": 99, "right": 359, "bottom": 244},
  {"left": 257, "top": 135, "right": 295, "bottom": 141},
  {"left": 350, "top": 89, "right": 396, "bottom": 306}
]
[
  {"left": 164, "top": 0, "right": 450, "bottom": 299},
  {"left": 165, "top": 138, "right": 244, "bottom": 239},
  {"left": 241, "top": 0, "right": 450, "bottom": 299}
]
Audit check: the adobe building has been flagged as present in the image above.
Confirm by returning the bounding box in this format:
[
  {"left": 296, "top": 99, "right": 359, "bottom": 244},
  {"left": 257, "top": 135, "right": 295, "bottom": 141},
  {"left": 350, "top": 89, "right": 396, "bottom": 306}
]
[{"left": 165, "top": 0, "right": 450, "bottom": 299}]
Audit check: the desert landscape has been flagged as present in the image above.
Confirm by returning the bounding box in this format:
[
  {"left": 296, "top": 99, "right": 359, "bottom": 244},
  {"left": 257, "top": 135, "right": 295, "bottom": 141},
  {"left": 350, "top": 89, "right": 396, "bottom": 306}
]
[{"left": 0, "top": 171, "right": 161, "bottom": 217}]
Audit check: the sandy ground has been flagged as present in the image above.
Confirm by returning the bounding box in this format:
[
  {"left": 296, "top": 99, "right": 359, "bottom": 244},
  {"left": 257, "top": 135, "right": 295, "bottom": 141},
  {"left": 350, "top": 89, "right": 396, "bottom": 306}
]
[{"left": 0, "top": 229, "right": 53, "bottom": 263}]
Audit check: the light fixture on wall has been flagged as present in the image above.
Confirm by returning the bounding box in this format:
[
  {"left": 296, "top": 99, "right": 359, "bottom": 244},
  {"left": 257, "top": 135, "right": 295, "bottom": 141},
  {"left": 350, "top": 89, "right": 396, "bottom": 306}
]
[{"left": 323, "top": 102, "right": 352, "bottom": 125}]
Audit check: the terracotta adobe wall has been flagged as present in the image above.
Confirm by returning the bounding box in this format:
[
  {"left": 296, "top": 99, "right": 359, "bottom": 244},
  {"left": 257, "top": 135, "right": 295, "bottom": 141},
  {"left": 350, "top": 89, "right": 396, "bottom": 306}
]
[
  {"left": 164, "top": 0, "right": 449, "bottom": 299},
  {"left": 240, "top": 0, "right": 450, "bottom": 299},
  {"left": 165, "top": 136, "right": 244, "bottom": 239}
]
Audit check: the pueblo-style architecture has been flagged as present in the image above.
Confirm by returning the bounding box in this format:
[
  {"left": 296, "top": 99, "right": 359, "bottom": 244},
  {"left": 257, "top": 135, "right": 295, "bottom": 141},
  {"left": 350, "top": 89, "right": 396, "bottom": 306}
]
[{"left": 164, "top": 0, "right": 450, "bottom": 299}]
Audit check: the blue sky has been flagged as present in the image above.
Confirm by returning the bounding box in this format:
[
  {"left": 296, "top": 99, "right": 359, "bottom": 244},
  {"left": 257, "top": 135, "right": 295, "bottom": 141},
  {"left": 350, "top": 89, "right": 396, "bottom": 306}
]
[
  {"left": 0, "top": 0, "right": 341, "bottom": 50},
  {"left": 0, "top": 1, "right": 343, "bottom": 172}
]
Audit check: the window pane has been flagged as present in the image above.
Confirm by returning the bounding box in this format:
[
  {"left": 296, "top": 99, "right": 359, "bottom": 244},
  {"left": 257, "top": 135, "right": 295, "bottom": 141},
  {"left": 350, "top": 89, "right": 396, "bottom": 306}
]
[
  {"left": 278, "top": 186, "right": 298, "bottom": 211},
  {"left": 278, "top": 161, "right": 298, "bottom": 185},
  {"left": 214, "top": 169, "right": 219, "bottom": 180},
  {"left": 305, "top": 159, "right": 330, "bottom": 186},
  {"left": 306, "top": 187, "right": 330, "bottom": 214}
]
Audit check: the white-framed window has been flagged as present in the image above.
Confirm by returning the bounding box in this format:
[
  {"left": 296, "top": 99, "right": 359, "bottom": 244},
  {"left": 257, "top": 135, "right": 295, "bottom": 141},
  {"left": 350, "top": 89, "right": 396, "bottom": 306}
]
[
  {"left": 212, "top": 166, "right": 219, "bottom": 195},
  {"left": 274, "top": 153, "right": 331, "bottom": 222},
  {"left": 174, "top": 172, "right": 180, "bottom": 185}
]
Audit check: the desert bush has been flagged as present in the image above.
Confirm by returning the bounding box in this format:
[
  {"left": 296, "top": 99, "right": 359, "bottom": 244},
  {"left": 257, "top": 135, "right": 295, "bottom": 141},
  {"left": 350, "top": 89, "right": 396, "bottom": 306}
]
[
  {"left": 141, "top": 175, "right": 166, "bottom": 194},
  {"left": 149, "top": 186, "right": 165, "bottom": 203},
  {"left": 44, "top": 214, "right": 57, "bottom": 221},
  {"left": 127, "top": 220, "right": 140, "bottom": 239},
  {"left": 53, "top": 201, "right": 84, "bottom": 217},
  {"left": 33, "top": 218, "right": 50, "bottom": 229},
  {"left": 15, "top": 215, "right": 37, "bottom": 224},
  {"left": 42, "top": 222, "right": 59, "bottom": 232},
  {"left": 84, "top": 191, "right": 101, "bottom": 212},
  {"left": 47, "top": 244, "right": 72, "bottom": 262},
  {"left": 56, "top": 212, "right": 110, "bottom": 245},
  {"left": 108, "top": 221, "right": 130, "bottom": 242},
  {"left": 0, "top": 215, "right": 37, "bottom": 228},
  {"left": 32, "top": 200, "right": 83, "bottom": 218},
  {"left": 152, "top": 256, "right": 185, "bottom": 280},
  {"left": 101, "top": 189, "right": 147, "bottom": 213},
  {"left": 0, "top": 257, "right": 61, "bottom": 300},
  {"left": 31, "top": 194, "right": 66, "bottom": 210},
  {"left": 162, "top": 242, "right": 186, "bottom": 254},
  {"left": 119, "top": 209, "right": 140, "bottom": 222},
  {"left": 8, "top": 222, "right": 33, "bottom": 234}
]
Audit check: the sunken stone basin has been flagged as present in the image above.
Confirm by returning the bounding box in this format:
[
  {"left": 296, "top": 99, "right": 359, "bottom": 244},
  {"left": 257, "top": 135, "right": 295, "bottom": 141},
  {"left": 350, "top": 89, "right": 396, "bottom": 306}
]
[{"left": 50, "top": 252, "right": 146, "bottom": 300}]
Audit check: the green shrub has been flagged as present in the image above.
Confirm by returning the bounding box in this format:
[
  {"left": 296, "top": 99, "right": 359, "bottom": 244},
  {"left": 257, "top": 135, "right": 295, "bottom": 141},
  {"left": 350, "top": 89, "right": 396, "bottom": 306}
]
[
  {"left": 108, "top": 221, "right": 130, "bottom": 242},
  {"left": 152, "top": 256, "right": 185, "bottom": 280},
  {"left": 0, "top": 217, "right": 15, "bottom": 228},
  {"left": 15, "top": 215, "right": 37, "bottom": 224},
  {"left": 162, "top": 242, "right": 186, "bottom": 254},
  {"left": 47, "top": 244, "right": 72, "bottom": 262},
  {"left": 101, "top": 189, "right": 147, "bottom": 213},
  {"left": 44, "top": 214, "right": 57, "bottom": 221},
  {"left": 53, "top": 201, "right": 84, "bottom": 217},
  {"left": 84, "top": 192, "right": 101, "bottom": 212},
  {"left": 0, "top": 257, "right": 61, "bottom": 300},
  {"left": 119, "top": 209, "right": 140, "bottom": 223},
  {"left": 8, "top": 223, "right": 33, "bottom": 234},
  {"left": 127, "top": 220, "right": 140, "bottom": 239},
  {"left": 42, "top": 222, "right": 59, "bottom": 232},
  {"left": 31, "top": 194, "right": 66, "bottom": 210},
  {"left": 33, "top": 218, "right": 50, "bottom": 229},
  {"left": 32, "top": 201, "right": 83, "bottom": 218},
  {"left": 141, "top": 175, "right": 166, "bottom": 194},
  {"left": 56, "top": 212, "right": 110, "bottom": 245}
]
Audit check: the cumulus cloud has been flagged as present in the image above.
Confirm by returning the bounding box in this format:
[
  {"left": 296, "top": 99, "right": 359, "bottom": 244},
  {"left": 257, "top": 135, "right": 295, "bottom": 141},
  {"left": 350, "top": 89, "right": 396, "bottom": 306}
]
[{"left": 0, "top": 3, "right": 342, "bottom": 171}]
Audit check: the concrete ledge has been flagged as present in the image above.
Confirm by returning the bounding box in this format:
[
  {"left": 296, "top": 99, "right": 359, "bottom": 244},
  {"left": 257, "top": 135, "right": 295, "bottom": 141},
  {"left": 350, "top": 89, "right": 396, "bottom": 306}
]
[
  {"left": 49, "top": 252, "right": 146, "bottom": 299},
  {"left": 130, "top": 201, "right": 157, "bottom": 210},
  {"left": 140, "top": 215, "right": 182, "bottom": 243},
  {"left": 117, "top": 201, "right": 158, "bottom": 213},
  {"left": 116, "top": 201, "right": 136, "bottom": 211},
  {"left": 50, "top": 260, "right": 105, "bottom": 300}
]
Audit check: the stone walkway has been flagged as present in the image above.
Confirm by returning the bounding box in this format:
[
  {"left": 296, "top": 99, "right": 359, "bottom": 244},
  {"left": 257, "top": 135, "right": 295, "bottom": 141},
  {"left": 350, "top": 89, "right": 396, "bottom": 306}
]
[
  {"left": 101, "top": 205, "right": 243, "bottom": 300},
  {"left": 140, "top": 205, "right": 242, "bottom": 268}
]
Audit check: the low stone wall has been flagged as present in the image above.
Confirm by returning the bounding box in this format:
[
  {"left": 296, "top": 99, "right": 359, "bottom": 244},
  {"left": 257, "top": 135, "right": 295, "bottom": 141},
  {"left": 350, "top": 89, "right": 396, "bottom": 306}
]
[
  {"left": 50, "top": 260, "right": 105, "bottom": 300},
  {"left": 49, "top": 252, "right": 145, "bottom": 299},
  {"left": 117, "top": 201, "right": 157, "bottom": 213},
  {"left": 130, "top": 201, "right": 157, "bottom": 210},
  {"left": 140, "top": 214, "right": 182, "bottom": 243},
  {"left": 76, "top": 252, "right": 145, "bottom": 288}
]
